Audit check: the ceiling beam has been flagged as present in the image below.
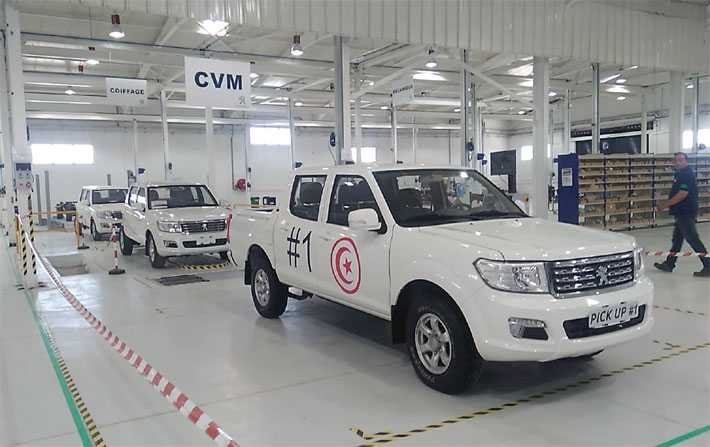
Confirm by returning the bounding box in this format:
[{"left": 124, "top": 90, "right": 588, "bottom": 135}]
[{"left": 138, "top": 17, "right": 189, "bottom": 78}]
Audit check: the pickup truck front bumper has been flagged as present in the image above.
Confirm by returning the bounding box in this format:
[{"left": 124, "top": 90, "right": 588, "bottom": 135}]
[
  {"left": 466, "top": 276, "right": 654, "bottom": 362},
  {"left": 155, "top": 231, "right": 229, "bottom": 256}
]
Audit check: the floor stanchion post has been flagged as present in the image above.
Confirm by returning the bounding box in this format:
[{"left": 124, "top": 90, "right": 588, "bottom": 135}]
[{"left": 108, "top": 225, "right": 125, "bottom": 275}]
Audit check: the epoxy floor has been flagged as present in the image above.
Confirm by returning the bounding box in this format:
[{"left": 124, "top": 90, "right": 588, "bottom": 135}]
[{"left": 1, "top": 223, "right": 709, "bottom": 447}]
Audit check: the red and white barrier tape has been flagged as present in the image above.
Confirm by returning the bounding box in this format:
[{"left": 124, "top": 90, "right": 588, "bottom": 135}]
[
  {"left": 17, "top": 220, "right": 239, "bottom": 447},
  {"left": 644, "top": 250, "right": 708, "bottom": 258}
]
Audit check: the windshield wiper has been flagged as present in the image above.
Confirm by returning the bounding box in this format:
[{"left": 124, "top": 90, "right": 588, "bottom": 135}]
[
  {"left": 465, "top": 210, "right": 527, "bottom": 220},
  {"left": 402, "top": 213, "right": 467, "bottom": 224}
]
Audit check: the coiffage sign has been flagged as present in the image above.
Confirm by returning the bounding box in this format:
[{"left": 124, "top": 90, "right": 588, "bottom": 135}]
[
  {"left": 184, "top": 56, "right": 252, "bottom": 109},
  {"left": 105, "top": 78, "right": 147, "bottom": 106}
]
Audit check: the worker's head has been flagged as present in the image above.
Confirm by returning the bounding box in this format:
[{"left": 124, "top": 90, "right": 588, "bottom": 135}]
[{"left": 674, "top": 152, "right": 689, "bottom": 170}]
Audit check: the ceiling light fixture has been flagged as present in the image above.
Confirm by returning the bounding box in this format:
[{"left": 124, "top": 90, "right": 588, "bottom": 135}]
[
  {"left": 616, "top": 96, "right": 626, "bottom": 101},
  {"left": 197, "top": 19, "right": 229, "bottom": 37},
  {"left": 85, "top": 59, "right": 99, "bottom": 66},
  {"left": 687, "top": 83, "right": 694, "bottom": 89},
  {"left": 606, "top": 85, "right": 629, "bottom": 94},
  {"left": 627, "top": 65, "right": 639, "bottom": 70},
  {"left": 294, "top": 101, "right": 304, "bottom": 106},
  {"left": 290, "top": 35, "right": 304, "bottom": 57},
  {"left": 249, "top": 61, "right": 258, "bottom": 79},
  {"left": 425, "top": 48, "right": 438, "bottom": 69},
  {"left": 412, "top": 71, "right": 446, "bottom": 82},
  {"left": 600, "top": 73, "right": 621, "bottom": 83},
  {"left": 108, "top": 14, "right": 125, "bottom": 39},
  {"left": 249, "top": 72, "right": 259, "bottom": 79},
  {"left": 518, "top": 110, "right": 526, "bottom": 115},
  {"left": 380, "top": 105, "right": 389, "bottom": 110},
  {"left": 65, "top": 88, "right": 76, "bottom": 95},
  {"left": 454, "top": 107, "right": 461, "bottom": 112},
  {"left": 548, "top": 91, "right": 557, "bottom": 97},
  {"left": 616, "top": 78, "right": 627, "bottom": 84}
]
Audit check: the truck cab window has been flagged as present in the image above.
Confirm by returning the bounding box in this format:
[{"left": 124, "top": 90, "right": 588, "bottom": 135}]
[
  {"left": 290, "top": 176, "right": 326, "bottom": 221},
  {"left": 327, "top": 176, "right": 379, "bottom": 226}
]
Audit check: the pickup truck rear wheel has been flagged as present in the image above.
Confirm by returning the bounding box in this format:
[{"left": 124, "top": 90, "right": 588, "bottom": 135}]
[
  {"left": 250, "top": 254, "right": 287, "bottom": 318},
  {"left": 406, "top": 293, "right": 483, "bottom": 394},
  {"left": 147, "top": 233, "right": 166, "bottom": 268}
]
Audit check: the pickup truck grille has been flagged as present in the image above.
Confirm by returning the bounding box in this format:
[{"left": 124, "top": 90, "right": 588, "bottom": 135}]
[
  {"left": 111, "top": 211, "right": 123, "bottom": 219},
  {"left": 550, "top": 252, "right": 634, "bottom": 296},
  {"left": 180, "top": 220, "right": 226, "bottom": 233}
]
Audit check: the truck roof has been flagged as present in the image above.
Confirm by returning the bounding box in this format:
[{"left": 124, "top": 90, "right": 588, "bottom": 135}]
[
  {"left": 293, "top": 164, "right": 478, "bottom": 176},
  {"left": 82, "top": 185, "right": 128, "bottom": 190},
  {"left": 135, "top": 181, "right": 208, "bottom": 188}
]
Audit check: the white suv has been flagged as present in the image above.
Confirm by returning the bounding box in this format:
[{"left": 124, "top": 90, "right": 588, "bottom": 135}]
[
  {"left": 119, "top": 182, "right": 230, "bottom": 268},
  {"left": 76, "top": 186, "right": 128, "bottom": 240}
]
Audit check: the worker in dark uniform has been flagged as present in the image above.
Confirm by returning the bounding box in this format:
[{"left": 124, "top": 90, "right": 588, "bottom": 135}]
[{"left": 654, "top": 152, "right": 709, "bottom": 277}]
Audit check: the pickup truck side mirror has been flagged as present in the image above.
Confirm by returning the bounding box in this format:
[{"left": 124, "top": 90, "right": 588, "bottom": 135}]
[{"left": 348, "top": 208, "right": 382, "bottom": 232}]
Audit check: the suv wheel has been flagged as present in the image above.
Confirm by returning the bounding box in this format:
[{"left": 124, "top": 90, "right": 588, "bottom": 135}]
[
  {"left": 91, "top": 220, "right": 101, "bottom": 241},
  {"left": 406, "top": 291, "right": 483, "bottom": 394},
  {"left": 119, "top": 227, "right": 134, "bottom": 256},
  {"left": 146, "top": 233, "right": 166, "bottom": 268},
  {"left": 249, "top": 253, "right": 287, "bottom": 318}
]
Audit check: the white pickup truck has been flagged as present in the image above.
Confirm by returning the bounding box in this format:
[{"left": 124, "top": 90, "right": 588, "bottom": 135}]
[
  {"left": 233, "top": 165, "right": 654, "bottom": 394},
  {"left": 76, "top": 186, "right": 128, "bottom": 240},
  {"left": 119, "top": 182, "right": 230, "bottom": 268}
]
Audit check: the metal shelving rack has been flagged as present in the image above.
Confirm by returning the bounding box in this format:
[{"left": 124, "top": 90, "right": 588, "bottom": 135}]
[{"left": 560, "top": 153, "right": 710, "bottom": 231}]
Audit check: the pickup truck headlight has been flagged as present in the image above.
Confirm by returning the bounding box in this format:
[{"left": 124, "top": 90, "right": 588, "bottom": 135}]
[
  {"left": 634, "top": 247, "right": 644, "bottom": 276},
  {"left": 157, "top": 221, "right": 182, "bottom": 233},
  {"left": 475, "top": 259, "right": 549, "bottom": 293}
]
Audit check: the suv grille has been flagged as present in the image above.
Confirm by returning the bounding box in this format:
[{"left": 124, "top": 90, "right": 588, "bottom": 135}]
[
  {"left": 564, "top": 305, "right": 646, "bottom": 339},
  {"left": 180, "top": 220, "right": 226, "bottom": 233},
  {"left": 550, "top": 252, "right": 634, "bottom": 295}
]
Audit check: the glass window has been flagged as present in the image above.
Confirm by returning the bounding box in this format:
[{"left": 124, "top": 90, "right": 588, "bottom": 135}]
[
  {"left": 290, "top": 176, "right": 326, "bottom": 221},
  {"left": 31, "top": 144, "right": 94, "bottom": 165},
  {"left": 91, "top": 189, "right": 127, "bottom": 205},
  {"left": 137, "top": 188, "right": 146, "bottom": 207},
  {"left": 374, "top": 169, "right": 526, "bottom": 227},
  {"left": 147, "top": 185, "right": 217, "bottom": 209},
  {"left": 327, "top": 176, "right": 379, "bottom": 226},
  {"left": 128, "top": 187, "right": 138, "bottom": 206},
  {"left": 249, "top": 126, "right": 291, "bottom": 145},
  {"left": 521, "top": 145, "right": 533, "bottom": 161}
]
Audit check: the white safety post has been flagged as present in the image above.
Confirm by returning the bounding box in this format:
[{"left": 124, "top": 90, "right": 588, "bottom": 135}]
[
  {"left": 333, "top": 36, "right": 351, "bottom": 165},
  {"left": 205, "top": 106, "right": 215, "bottom": 191},
  {"left": 0, "top": 29, "right": 14, "bottom": 243},
  {"left": 132, "top": 118, "right": 139, "bottom": 179},
  {"left": 641, "top": 89, "right": 648, "bottom": 154},
  {"left": 108, "top": 225, "right": 125, "bottom": 275},
  {"left": 391, "top": 101, "right": 398, "bottom": 163},
  {"left": 160, "top": 88, "right": 171, "bottom": 179},
  {"left": 668, "top": 72, "right": 685, "bottom": 153},
  {"left": 532, "top": 57, "right": 551, "bottom": 220},
  {"left": 288, "top": 97, "right": 296, "bottom": 169},
  {"left": 5, "top": 2, "right": 36, "bottom": 287},
  {"left": 591, "top": 63, "right": 600, "bottom": 154}
]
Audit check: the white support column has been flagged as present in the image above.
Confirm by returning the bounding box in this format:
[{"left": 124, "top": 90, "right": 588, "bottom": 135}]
[
  {"left": 391, "top": 102, "right": 398, "bottom": 163},
  {"left": 563, "top": 89, "right": 571, "bottom": 154},
  {"left": 460, "top": 50, "right": 475, "bottom": 167},
  {"left": 412, "top": 124, "right": 417, "bottom": 164},
  {"left": 353, "top": 70, "right": 363, "bottom": 163},
  {"left": 669, "top": 72, "right": 686, "bottom": 153},
  {"left": 333, "top": 36, "right": 351, "bottom": 165},
  {"left": 5, "top": 1, "right": 35, "bottom": 286},
  {"left": 205, "top": 107, "right": 215, "bottom": 191},
  {"left": 693, "top": 76, "right": 700, "bottom": 153},
  {"left": 160, "top": 89, "right": 171, "bottom": 179},
  {"left": 641, "top": 89, "right": 648, "bottom": 154},
  {"left": 591, "top": 63, "right": 600, "bottom": 154},
  {"left": 0, "top": 29, "right": 14, "bottom": 241},
  {"left": 532, "top": 57, "right": 550, "bottom": 220},
  {"left": 288, "top": 97, "right": 296, "bottom": 168},
  {"left": 132, "top": 118, "right": 139, "bottom": 180}
]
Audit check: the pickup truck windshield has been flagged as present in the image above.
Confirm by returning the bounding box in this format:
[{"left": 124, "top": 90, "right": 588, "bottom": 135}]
[
  {"left": 374, "top": 169, "right": 527, "bottom": 227},
  {"left": 147, "top": 185, "right": 217, "bottom": 209},
  {"left": 92, "top": 189, "right": 127, "bottom": 204}
]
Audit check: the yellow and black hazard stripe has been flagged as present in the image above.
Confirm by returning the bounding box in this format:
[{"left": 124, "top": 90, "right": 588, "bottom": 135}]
[
  {"left": 43, "top": 318, "right": 106, "bottom": 447},
  {"left": 653, "top": 304, "right": 706, "bottom": 317},
  {"left": 351, "top": 341, "right": 710, "bottom": 447},
  {"left": 29, "top": 215, "right": 37, "bottom": 275},
  {"left": 652, "top": 339, "right": 682, "bottom": 351},
  {"left": 179, "top": 261, "right": 231, "bottom": 272}
]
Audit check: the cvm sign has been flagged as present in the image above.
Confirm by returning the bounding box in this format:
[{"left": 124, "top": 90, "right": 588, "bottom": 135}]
[{"left": 185, "top": 56, "right": 252, "bottom": 109}]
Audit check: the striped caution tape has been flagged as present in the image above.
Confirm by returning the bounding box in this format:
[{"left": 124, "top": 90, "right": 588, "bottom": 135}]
[
  {"left": 653, "top": 304, "right": 707, "bottom": 317},
  {"left": 644, "top": 250, "right": 708, "bottom": 258},
  {"left": 351, "top": 341, "right": 710, "bottom": 447},
  {"left": 42, "top": 314, "right": 106, "bottom": 446},
  {"left": 179, "top": 261, "right": 230, "bottom": 272},
  {"left": 29, "top": 214, "right": 37, "bottom": 275},
  {"left": 17, "top": 218, "right": 241, "bottom": 447}
]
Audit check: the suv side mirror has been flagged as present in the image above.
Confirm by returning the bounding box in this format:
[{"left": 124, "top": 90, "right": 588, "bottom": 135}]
[{"left": 348, "top": 208, "right": 382, "bottom": 232}]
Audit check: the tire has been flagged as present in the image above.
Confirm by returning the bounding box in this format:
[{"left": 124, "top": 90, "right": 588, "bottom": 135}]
[
  {"left": 146, "top": 233, "right": 166, "bottom": 268},
  {"left": 249, "top": 252, "right": 287, "bottom": 319},
  {"left": 119, "top": 227, "right": 134, "bottom": 256},
  {"left": 406, "top": 291, "right": 483, "bottom": 394},
  {"left": 219, "top": 251, "right": 230, "bottom": 261},
  {"left": 91, "top": 220, "right": 101, "bottom": 241}
]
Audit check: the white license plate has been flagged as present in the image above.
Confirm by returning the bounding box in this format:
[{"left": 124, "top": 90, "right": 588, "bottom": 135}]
[
  {"left": 588, "top": 302, "right": 639, "bottom": 329},
  {"left": 195, "top": 235, "right": 215, "bottom": 246}
]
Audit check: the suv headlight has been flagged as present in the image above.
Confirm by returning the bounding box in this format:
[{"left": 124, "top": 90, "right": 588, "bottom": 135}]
[
  {"left": 634, "top": 247, "right": 644, "bottom": 276},
  {"left": 475, "top": 259, "right": 549, "bottom": 293},
  {"left": 157, "top": 221, "right": 182, "bottom": 233}
]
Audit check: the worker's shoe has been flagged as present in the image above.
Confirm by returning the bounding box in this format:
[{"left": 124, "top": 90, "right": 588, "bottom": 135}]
[
  {"left": 693, "top": 268, "right": 710, "bottom": 278},
  {"left": 654, "top": 262, "right": 674, "bottom": 273}
]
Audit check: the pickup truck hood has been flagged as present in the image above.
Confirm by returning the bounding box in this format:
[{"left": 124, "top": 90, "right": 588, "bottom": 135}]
[
  {"left": 92, "top": 203, "right": 125, "bottom": 214},
  {"left": 151, "top": 207, "right": 229, "bottom": 222},
  {"left": 418, "top": 218, "right": 635, "bottom": 261}
]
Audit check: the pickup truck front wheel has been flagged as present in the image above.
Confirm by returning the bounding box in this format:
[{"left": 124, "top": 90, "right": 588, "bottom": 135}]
[
  {"left": 250, "top": 254, "right": 287, "bottom": 318},
  {"left": 147, "top": 233, "right": 166, "bottom": 268},
  {"left": 406, "top": 294, "right": 483, "bottom": 394},
  {"left": 119, "top": 227, "right": 134, "bottom": 255}
]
